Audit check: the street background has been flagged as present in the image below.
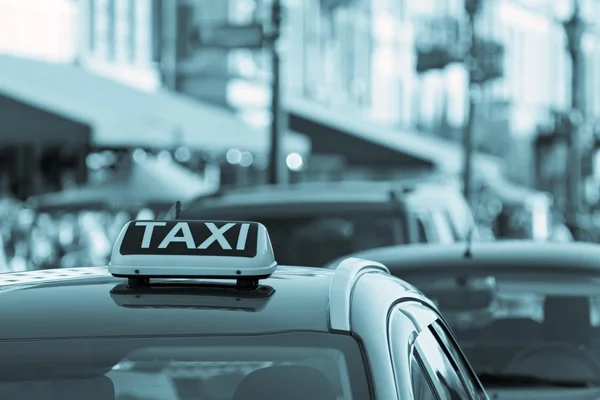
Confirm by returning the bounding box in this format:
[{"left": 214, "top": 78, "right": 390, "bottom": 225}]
[{"left": 0, "top": 0, "right": 599, "bottom": 269}]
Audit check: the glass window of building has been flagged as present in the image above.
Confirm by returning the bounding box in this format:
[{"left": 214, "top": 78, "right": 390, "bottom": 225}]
[
  {"left": 228, "top": 0, "right": 256, "bottom": 24},
  {"left": 302, "top": 0, "right": 324, "bottom": 98},
  {"left": 334, "top": 7, "right": 353, "bottom": 105},
  {"left": 134, "top": 0, "right": 152, "bottom": 64},
  {"left": 92, "top": 0, "right": 112, "bottom": 59},
  {"left": 114, "top": 0, "right": 133, "bottom": 62},
  {"left": 351, "top": 6, "right": 371, "bottom": 108}
]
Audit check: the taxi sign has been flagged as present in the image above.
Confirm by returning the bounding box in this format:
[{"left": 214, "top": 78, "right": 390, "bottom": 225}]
[{"left": 109, "top": 220, "right": 276, "bottom": 280}]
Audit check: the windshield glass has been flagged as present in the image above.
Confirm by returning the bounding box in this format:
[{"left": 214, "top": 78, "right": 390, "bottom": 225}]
[
  {"left": 406, "top": 271, "right": 600, "bottom": 384},
  {"left": 0, "top": 332, "right": 371, "bottom": 400},
  {"left": 225, "top": 214, "right": 403, "bottom": 267}
]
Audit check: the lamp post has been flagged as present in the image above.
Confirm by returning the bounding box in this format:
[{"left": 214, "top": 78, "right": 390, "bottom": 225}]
[
  {"left": 563, "top": 0, "right": 586, "bottom": 237},
  {"left": 462, "top": 0, "right": 481, "bottom": 202},
  {"left": 267, "top": 0, "right": 283, "bottom": 185}
]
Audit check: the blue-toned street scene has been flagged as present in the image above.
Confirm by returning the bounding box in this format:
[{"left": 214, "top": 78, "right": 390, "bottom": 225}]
[{"left": 2, "top": 0, "right": 600, "bottom": 399}]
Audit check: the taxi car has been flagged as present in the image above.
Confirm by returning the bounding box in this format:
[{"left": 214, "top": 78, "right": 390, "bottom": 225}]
[
  {"left": 0, "top": 219, "right": 487, "bottom": 400},
  {"left": 165, "top": 180, "right": 476, "bottom": 267},
  {"left": 329, "top": 241, "right": 600, "bottom": 399}
]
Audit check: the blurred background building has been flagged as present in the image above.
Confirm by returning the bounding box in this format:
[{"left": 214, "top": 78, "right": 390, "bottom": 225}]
[
  {"left": 6, "top": 0, "right": 600, "bottom": 188},
  {"left": 0, "top": 0, "right": 78, "bottom": 62},
  {"left": 77, "top": 0, "right": 600, "bottom": 194},
  {"left": 3, "top": 0, "right": 600, "bottom": 269}
]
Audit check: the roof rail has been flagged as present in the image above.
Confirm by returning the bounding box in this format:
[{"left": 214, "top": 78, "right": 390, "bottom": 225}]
[{"left": 328, "top": 258, "right": 390, "bottom": 331}]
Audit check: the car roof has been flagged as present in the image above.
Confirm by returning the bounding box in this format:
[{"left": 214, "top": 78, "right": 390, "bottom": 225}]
[
  {"left": 179, "top": 181, "right": 461, "bottom": 216},
  {"left": 0, "top": 265, "right": 336, "bottom": 341},
  {"left": 347, "top": 240, "right": 600, "bottom": 275}
]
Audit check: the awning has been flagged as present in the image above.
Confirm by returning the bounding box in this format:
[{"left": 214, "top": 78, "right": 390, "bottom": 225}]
[
  {"left": 27, "top": 155, "right": 216, "bottom": 213},
  {"left": 0, "top": 91, "right": 91, "bottom": 145},
  {"left": 0, "top": 54, "right": 309, "bottom": 154},
  {"left": 286, "top": 96, "right": 501, "bottom": 176}
]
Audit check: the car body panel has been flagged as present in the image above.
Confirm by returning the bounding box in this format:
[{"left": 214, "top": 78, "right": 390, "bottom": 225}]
[
  {"left": 345, "top": 240, "right": 600, "bottom": 275},
  {"left": 340, "top": 240, "right": 600, "bottom": 399},
  {"left": 174, "top": 181, "right": 472, "bottom": 246},
  {"left": 0, "top": 255, "right": 486, "bottom": 399},
  {"left": 350, "top": 272, "right": 433, "bottom": 399},
  {"left": 0, "top": 266, "right": 334, "bottom": 340}
]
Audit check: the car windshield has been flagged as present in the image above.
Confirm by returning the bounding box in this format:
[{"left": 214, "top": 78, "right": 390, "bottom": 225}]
[
  {"left": 404, "top": 271, "right": 600, "bottom": 384},
  {"left": 0, "top": 332, "right": 371, "bottom": 400},
  {"left": 213, "top": 214, "right": 403, "bottom": 267}
]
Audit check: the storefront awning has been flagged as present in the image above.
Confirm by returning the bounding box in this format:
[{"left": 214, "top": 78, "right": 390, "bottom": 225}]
[
  {"left": 0, "top": 54, "right": 309, "bottom": 154},
  {"left": 286, "top": 96, "right": 501, "bottom": 176},
  {"left": 28, "top": 155, "right": 217, "bottom": 213}
]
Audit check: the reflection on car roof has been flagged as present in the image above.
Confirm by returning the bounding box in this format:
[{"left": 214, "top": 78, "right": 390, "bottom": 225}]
[
  {"left": 0, "top": 266, "right": 334, "bottom": 341},
  {"left": 349, "top": 240, "right": 600, "bottom": 274}
]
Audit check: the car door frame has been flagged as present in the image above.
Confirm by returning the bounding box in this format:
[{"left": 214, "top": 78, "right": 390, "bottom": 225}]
[
  {"left": 387, "top": 300, "right": 422, "bottom": 399},
  {"left": 391, "top": 300, "right": 484, "bottom": 399},
  {"left": 428, "top": 321, "right": 487, "bottom": 398},
  {"left": 388, "top": 299, "right": 438, "bottom": 399}
]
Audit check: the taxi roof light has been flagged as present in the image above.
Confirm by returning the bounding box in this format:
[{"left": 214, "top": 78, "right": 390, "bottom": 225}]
[
  {"left": 110, "top": 283, "right": 273, "bottom": 311},
  {"left": 108, "top": 220, "right": 277, "bottom": 288}
]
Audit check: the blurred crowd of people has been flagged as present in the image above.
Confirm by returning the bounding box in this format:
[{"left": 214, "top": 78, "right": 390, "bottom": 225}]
[{"left": 0, "top": 197, "right": 157, "bottom": 272}]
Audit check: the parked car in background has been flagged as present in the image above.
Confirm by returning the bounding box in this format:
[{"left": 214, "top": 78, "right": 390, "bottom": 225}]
[
  {"left": 166, "top": 180, "right": 477, "bottom": 267},
  {"left": 327, "top": 241, "right": 600, "bottom": 399}
]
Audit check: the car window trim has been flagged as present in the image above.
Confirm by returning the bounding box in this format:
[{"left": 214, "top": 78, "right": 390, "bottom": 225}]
[
  {"left": 422, "top": 322, "right": 478, "bottom": 400},
  {"left": 393, "top": 301, "right": 456, "bottom": 399},
  {"left": 430, "top": 321, "right": 485, "bottom": 398},
  {"left": 388, "top": 305, "right": 421, "bottom": 399},
  {"left": 411, "top": 348, "right": 443, "bottom": 400},
  {"left": 413, "top": 334, "right": 461, "bottom": 398},
  {"left": 403, "top": 301, "right": 476, "bottom": 399},
  {"left": 413, "top": 210, "right": 439, "bottom": 242}
]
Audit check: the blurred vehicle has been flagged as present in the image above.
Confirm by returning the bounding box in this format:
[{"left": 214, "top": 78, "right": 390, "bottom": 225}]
[
  {"left": 480, "top": 179, "right": 553, "bottom": 241},
  {"left": 166, "top": 180, "right": 477, "bottom": 266},
  {"left": 0, "top": 218, "right": 487, "bottom": 399},
  {"left": 327, "top": 241, "right": 600, "bottom": 398}
]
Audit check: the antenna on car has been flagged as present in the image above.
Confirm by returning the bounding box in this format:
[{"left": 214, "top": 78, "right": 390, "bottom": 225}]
[{"left": 174, "top": 201, "right": 181, "bottom": 220}]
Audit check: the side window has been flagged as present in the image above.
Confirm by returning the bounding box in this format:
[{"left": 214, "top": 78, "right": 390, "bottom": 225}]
[
  {"left": 431, "top": 321, "right": 486, "bottom": 398},
  {"left": 416, "top": 217, "right": 427, "bottom": 243},
  {"left": 430, "top": 209, "right": 458, "bottom": 243},
  {"left": 411, "top": 352, "right": 437, "bottom": 400},
  {"left": 414, "top": 212, "right": 437, "bottom": 243},
  {"left": 415, "top": 327, "right": 470, "bottom": 399},
  {"left": 444, "top": 207, "right": 464, "bottom": 240}
]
